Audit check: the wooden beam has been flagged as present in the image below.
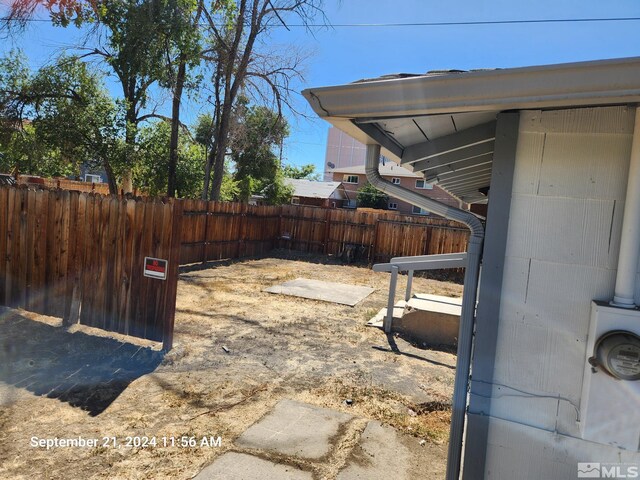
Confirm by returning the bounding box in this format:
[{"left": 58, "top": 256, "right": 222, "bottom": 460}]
[{"left": 401, "top": 121, "right": 496, "bottom": 164}]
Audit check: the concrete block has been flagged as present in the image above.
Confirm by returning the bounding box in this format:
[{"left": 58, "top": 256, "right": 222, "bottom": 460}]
[
  {"left": 392, "top": 294, "right": 461, "bottom": 347},
  {"left": 194, "top": 452, "right": 312, "bottom": 480},
  {"left": 236, "top": 399, "right": 354, "bottom": 460},
  {"left": 505, "top": 195, "right": 618, "bottom": 268}
]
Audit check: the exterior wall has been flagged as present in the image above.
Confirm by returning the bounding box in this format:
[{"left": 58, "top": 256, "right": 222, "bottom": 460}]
[
  {"left": 465, "top": 106, "right": 640, "bottom": 478},
  {"left": 324, "top": 127, "right": 367, "bottom": 180},
  {"left": 331, "top": 171, "right": 461, "bottom": 214}
]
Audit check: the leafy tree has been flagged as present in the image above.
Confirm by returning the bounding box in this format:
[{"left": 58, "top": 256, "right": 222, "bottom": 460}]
[
  {"left": 231, "top": 104, "right": 291, "bottom": 204},
  {"left": 0, "top": 52, "right": 124, "bottom": 189},
  {"left": 2, "top": 0, "right": 202, "bottom": 194},
  {"left": 29, "top": 56, "right": 125, "bottom": 191},
  {"left": 133, "top": 120, "right": 205, "bottom": 198},
  {"left": 282, "top": 163, "right": 320, "bottom": 180},
  {"left": 357, "top": 183, "right": 389, "bottom": 210}
]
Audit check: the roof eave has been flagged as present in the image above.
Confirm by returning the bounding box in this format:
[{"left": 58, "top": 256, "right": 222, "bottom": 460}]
[{"left": 302, "top": 56, "right": 640, "bottom": 120}]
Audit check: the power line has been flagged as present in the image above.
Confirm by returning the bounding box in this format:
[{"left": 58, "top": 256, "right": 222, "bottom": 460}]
[
  {"left": 294, "top": 17, "right": 640, "bottom": 27},
  {"left": 2, "top": 16, "right": 640, "bottom": 27}
]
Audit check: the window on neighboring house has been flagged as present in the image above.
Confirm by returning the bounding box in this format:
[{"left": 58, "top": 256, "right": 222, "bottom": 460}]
[
  {"left": 388, "top": 202, "right": 398, "bottom": 210},
  {"left": 84, "top": 174, "right": 102, "bottom": 183},
  {"left": 391, "top": 177, "right": 401, "bottom": 185},
  {"left": 343, "top": 175, "right": 359, "bottom": 184},
  {"left": 412, "top": 205, "right": 430, "bottom": 215},
  {"left": 344, "top": 199, "right": 357, "bottom": 209},
  {"left": 291, "top": 197, "right": 300, "bottom": 205},
  {"left": 415, "top": 179, "right": 433, "bottom": 190}
]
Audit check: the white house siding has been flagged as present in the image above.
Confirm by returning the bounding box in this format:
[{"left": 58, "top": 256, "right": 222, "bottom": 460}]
[{"left": 468, "top": 106, "right": 640, "bottom": 478}]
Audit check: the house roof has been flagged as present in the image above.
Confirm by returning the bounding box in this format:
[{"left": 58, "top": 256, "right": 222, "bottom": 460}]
[
  {"left": 284, "top": 178, "right": 344, "bottom": 199},
  {"left": 330, "top": 162, "right": 420, "bottom": 178},
  {"left": 302, "top": 57, "right": 640, "bottom": 203}
]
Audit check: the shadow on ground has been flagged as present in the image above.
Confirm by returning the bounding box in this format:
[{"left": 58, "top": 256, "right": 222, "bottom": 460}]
[{"left": 0, "top": 309, "right": 163, "bottom": 416}]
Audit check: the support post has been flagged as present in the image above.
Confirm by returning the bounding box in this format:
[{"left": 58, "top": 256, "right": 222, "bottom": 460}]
[
  {"left": 405, "top": 270, "right": 414, "bottom": 302},
  {"left": 385, "top": 265, "right": 399, "bottom": 332}
]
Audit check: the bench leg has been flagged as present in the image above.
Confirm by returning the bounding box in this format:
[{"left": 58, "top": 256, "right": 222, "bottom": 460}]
[{"left": 385, "top": 266, "right": 399, "bottom": 333}]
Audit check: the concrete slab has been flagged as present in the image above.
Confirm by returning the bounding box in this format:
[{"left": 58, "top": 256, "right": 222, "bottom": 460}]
[
  {"left": 408, "top": 293, "right": 462, "bottom": 316},
  {"left": 337, "top": 421, "right": 411, "bottom": 480},
  {"left": 236, "top": 399, "right": 354, "bottom": 459},
  {"left": 264, "top": 278, "right": 374, "bottom": 306},
  {"left": 193, "top": 452, "right": 312, "bottom": 480}
]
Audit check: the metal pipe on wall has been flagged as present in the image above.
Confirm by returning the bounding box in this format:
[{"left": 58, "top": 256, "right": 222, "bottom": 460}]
[
  {"left": 364, "top": 143, "right": 484, "bottom": 480},
  {"left": 612, "top": 107, "right": 640, "bottom": 308}
]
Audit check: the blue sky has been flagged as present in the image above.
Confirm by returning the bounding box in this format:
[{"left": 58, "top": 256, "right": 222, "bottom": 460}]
[{"left": 3, "top": 0, "right": 640, "bottom": 174}]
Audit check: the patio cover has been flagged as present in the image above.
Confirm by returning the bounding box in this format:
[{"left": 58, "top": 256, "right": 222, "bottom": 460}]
[{"left": 302, "top": 57, "right": 640, "bottom": 204}]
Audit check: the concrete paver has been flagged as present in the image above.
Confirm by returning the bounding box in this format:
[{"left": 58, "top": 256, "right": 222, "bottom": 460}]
[
  {"left": 193, "top": 452, "right": 313, "bottom": 480},
  {"left": 194, "top": 399, "right": 446, "bottom": 480},
  {"left": 236, "top": 399, "right": 354, "bottom": 459},
  {"left": 337, "top": 421, "right": 411, "bottom": 480},
  {"left": 264, "top": 278, "right": 374, "bottom": 306}
]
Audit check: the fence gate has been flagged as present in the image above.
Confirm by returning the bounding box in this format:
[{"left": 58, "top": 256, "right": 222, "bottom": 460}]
[{"left": 0, "top": 186, "right": 182, "bottom": 350}]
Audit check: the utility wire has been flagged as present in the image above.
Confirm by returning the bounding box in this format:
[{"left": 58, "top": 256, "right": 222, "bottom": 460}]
[{"left": 2, "top": 16, "right": 640, "bottom": 27}]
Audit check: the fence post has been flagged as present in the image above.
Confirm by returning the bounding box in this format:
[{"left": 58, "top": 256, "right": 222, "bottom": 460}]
[
  {"left": 238, "top": 202, "right": 248, "bottom": 258},
  {"left": 202, "top": 200, "right": 210, "bottom": 263},
  {"left": 371, "top": 218, "right": 380, "bottom": 263},
  {"left": 162, "top": 199, "right": 183, "bottom": 352},
  {"left": 323, "top": 208, "right": 332, "bottom": 254}
]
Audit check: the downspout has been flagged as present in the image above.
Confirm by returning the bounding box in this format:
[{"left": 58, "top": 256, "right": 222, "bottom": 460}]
[
  {"left": 612, "top": 107, "right": 640, "bottom": 308},
  {"left": 365, "top": 143, "right": 484, "bottom": 480}
]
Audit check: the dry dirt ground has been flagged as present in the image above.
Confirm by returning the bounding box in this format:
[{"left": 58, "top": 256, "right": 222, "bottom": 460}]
[{"left": 0, "top": 251, "right": 463, "bottom": 480}]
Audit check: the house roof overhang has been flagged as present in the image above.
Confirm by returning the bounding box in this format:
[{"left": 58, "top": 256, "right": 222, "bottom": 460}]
[{"left": 302, "top": 57, "right": 640, "bottom": 203}]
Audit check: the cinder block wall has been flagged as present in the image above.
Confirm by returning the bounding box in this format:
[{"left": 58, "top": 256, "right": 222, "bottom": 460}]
[{"left": 465, "top": 106, "right": 640, "bottom": 479}]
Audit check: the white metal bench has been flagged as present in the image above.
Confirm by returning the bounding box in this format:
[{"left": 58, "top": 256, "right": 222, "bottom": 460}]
[{"left": 372, "top": 252, "right": 468, "bottom": 332}]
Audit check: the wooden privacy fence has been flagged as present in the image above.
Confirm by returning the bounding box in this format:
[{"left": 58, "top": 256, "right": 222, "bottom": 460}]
[
  {"left": 0, "top": 185, "right": 182, "bottom": 350},
  {"left": 180, "top": 200, "right": 281, "bottom": 265},
  {"left": 180, "top": 202, "right": 469, "bottom": 265},
  {"left": 0, "top": 186, "right": 468, "bottom": 350}
]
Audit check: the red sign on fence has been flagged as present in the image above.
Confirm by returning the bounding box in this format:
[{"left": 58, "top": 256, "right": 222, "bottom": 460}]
[{"left": 144, "top": 257, "right": 168, "bottom": 280}]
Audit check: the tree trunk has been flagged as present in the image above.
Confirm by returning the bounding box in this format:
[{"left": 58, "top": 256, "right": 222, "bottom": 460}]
[
  {"left": 202, "top": 145, "right": 214, "bottom": 199},
  {"left": 209, "top": 98, "right": 233, "bottom": 200},
  {"left": 122, "top": 95, "right": 137, "bottom": 193},
  {"left": 167, "top": 54, "right": 187, "bottom": 198},
  {"left": 103, "top": 158, "right": 118, "bottom": 195}
]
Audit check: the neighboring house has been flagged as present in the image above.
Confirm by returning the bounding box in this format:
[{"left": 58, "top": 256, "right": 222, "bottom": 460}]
[
  {"left": 324, "top": 126, "right": 394, "bottom": 180},
  {"left": 77, "top": 164, "right": 107, "bottom": 183},
  {"left": 303, "top": 58, "right": 640, "bottom": 480},
  {"left": 283, "top": 178, "right": 348, "bottom": 208},
  {"left": 330, "top": 161, "right": 464, "bottom": 213}
]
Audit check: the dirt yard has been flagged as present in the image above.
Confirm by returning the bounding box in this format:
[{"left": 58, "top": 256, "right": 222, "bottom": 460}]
[{"left": 0, "top": 251, "right": 463, "bottom": 480}]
